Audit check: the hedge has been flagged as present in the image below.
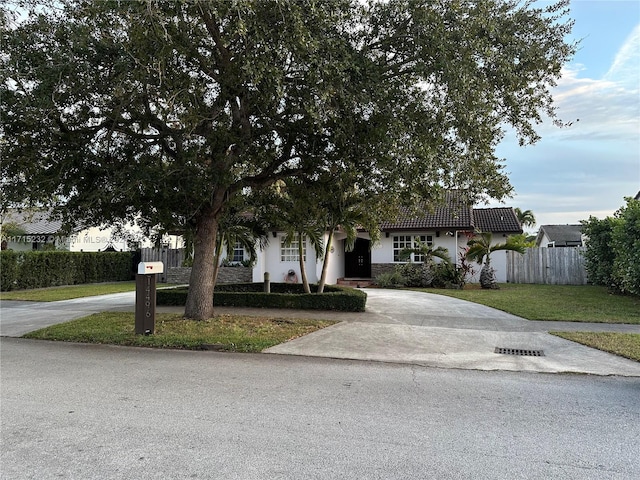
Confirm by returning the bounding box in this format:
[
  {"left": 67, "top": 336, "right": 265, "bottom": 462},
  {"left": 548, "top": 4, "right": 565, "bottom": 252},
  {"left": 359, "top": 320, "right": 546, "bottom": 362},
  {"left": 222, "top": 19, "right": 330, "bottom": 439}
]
[
  {"left": 0, "top": 251, "right": 134, "bottom": 291},
  {"left": 157, "top": 283, "right": 367, "bottom": 312}
]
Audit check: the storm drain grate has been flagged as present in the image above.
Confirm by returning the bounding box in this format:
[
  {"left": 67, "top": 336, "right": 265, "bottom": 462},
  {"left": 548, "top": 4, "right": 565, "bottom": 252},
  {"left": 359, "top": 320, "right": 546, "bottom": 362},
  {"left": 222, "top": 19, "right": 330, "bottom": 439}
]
[{"left": 494, "top": 347, "right": 544, "bottom": 357}]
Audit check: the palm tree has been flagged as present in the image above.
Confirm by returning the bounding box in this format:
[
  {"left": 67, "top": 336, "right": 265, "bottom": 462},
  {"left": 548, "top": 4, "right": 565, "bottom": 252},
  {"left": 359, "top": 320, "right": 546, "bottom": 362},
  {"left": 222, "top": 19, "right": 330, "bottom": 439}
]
[
  {"left": 267, "top": 177, "right": 326, "bottom": 293},
  {"left": 514, "top": 208, "right": 536, "bottom": 229},
  {"left": 399, "top": 242, "right": 452, "bottom": 265},
  {"left": 316, "top": 184, "right": 383, "bottom": 293},
  {"left": 465, "top": 231, "right": 525, "bottom": 289},
  {"left": 212, "top": 211, "right": 269, "bottom": 287},
  {"left": 398, "top": 241, "right": 452, "bottom": 287}
]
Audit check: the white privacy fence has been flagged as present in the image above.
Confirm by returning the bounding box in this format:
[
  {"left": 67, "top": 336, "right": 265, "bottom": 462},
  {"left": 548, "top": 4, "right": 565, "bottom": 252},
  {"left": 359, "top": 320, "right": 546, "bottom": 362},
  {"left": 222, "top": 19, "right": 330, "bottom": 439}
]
[{"left": 506, "top": 247, "right": 588, "bottom": 285}]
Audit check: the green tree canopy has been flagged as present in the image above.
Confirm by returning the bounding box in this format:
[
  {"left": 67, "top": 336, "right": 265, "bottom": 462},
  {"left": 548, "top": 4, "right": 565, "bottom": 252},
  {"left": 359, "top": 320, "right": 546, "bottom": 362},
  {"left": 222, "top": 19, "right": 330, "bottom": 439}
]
[
  {"left": 1, "top": 0, "right": 575, "bottom": 319},
  {"left": 582, "top": 197, "right": 640, "bottom": 295}
]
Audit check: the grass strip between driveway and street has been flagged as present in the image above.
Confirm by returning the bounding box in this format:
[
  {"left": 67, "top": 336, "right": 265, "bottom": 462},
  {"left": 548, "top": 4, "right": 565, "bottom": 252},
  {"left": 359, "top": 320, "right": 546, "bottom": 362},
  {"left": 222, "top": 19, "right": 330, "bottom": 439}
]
[
  {"left": 22, "top": 312, "right": 336, "bottom": 353},
  {"left": 0, "top": 282, "right": 138, "bottom": 302},
  {"left": 551, "top": 332, "right": 640, "bottom": 362}
]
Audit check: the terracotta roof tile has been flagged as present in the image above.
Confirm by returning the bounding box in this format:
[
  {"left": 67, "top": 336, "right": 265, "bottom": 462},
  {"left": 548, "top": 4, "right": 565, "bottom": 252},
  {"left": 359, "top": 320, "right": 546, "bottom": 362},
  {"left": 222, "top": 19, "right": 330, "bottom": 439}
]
[{"left": 473, "top": 208, "right": 522, "bottom": 233}]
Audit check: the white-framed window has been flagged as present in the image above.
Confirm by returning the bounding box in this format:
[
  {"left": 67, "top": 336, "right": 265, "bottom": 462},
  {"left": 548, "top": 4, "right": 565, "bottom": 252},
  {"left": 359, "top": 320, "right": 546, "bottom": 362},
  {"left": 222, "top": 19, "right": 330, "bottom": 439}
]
[
  {"left": 393, "top": 235, "right": 433, "bottom": 262},
  {"left": 280, "top": 236, "right": 306, "bottom": 262},
  {"left": 232, "top": 240, "right": 245, "bottom": 263}
]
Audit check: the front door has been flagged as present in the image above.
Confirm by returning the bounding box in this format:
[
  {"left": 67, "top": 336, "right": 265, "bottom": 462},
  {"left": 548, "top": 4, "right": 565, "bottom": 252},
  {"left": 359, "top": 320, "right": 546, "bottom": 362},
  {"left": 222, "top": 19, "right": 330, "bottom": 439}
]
[{"left": 344, "top": 238, "right": 371, "bottom": 278}]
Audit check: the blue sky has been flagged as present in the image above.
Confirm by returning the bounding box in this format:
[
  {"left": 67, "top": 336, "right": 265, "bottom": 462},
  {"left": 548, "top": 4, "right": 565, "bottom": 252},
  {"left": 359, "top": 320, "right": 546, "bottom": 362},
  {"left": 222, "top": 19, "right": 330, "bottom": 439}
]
[{"left": 492, "top": 0, "right": 640, "bottom": 232}]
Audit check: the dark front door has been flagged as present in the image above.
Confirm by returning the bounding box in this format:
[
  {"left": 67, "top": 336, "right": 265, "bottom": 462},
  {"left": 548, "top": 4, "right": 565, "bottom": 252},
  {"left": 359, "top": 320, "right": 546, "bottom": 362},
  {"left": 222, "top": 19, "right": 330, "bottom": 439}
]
[{"left": 344, "top": 238, "right": 371, "bottom": 278}]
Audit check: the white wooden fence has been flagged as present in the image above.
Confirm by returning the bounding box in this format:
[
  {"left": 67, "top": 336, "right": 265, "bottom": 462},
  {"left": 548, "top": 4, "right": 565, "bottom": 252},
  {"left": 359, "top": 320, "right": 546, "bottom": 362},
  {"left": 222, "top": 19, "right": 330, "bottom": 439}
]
[{"left": 506, "top": 247, "right": 588, "bottom": 285}]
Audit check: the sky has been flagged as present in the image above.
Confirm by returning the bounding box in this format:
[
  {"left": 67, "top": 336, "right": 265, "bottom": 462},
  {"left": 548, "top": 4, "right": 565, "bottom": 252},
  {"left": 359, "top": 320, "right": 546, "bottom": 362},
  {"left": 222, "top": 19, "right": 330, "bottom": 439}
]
[{"left": 490, "top": 0, "right": 640, "bottom": 232}]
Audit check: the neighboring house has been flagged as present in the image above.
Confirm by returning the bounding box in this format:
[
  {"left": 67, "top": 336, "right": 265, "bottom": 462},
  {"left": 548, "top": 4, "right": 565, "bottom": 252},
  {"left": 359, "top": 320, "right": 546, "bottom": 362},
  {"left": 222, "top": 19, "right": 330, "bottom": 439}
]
[
  {"left": 249, "top": 196, "right": 523, "bottom": 285},
  {"left": 0, "top": 209, "right": 175, "bottom": 252},
  {"left": 535, "top": 225, "right": 583, "bottom": 248},
  {"left": 1, "top": 209, "right": 72, "bottom": 251}
]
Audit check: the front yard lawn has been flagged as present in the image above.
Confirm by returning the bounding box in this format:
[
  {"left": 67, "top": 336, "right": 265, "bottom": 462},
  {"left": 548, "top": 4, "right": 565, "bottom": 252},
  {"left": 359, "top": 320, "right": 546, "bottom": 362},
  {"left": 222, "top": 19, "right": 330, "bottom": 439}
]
[
  {"left": 0, "top": 282, "right": 138, "bottom": 302},
  {"left": 418, "top": 284, "right": 640, "bottom": 324},
  {"left": 22, "top": 312, "right": 336, "bottom": 353}
]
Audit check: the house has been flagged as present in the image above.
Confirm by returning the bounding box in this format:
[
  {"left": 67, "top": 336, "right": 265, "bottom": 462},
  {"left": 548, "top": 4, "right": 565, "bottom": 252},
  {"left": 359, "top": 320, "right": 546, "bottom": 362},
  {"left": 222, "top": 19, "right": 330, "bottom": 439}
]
[
  {"left": 247, "top": 196, "right": 523, "bottom": 285},
  {"left": 1, "top": 209, "right": 67, "bottom": 251},
  {"left": 0, "top": 209, "right": 175, "bottom": 252},
  {"left": 535, "top": 225, "right": 583, "bottom": 248}
]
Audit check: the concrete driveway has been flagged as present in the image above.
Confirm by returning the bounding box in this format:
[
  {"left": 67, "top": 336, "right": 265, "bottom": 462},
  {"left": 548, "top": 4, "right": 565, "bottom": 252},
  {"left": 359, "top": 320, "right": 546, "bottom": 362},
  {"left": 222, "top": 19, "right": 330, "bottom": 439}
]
[
  {"left": 265, "top": 288, "right": 640, "bottom": 376},
  {"left": 1, "top": 288, "right": 639, "bottom": 376}
]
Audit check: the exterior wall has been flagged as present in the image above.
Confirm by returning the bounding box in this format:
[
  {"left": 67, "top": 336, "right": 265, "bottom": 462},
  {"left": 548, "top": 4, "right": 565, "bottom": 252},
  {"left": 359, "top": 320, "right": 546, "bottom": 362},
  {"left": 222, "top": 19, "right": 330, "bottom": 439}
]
[
  {"left": 253, "top": 231, "right": 344, "bottom": 285},
  {"left": 314, "top": 232, "right": 345, "bottom": 284},
  {"left": 256, "top": 233, "right": 321, "bottom": 284},
  {"left": 371, "top": 232, "right": 462, "bottom": 265},
  {"left": 67, "top": 226, "right": 130, "bottom": 252},
  {"left": 369, "top": 231, "right": 511, "bottom": 284},
  {"left": 167, "top": 266, "right": 252, "bottom": 284},
  {"left": 535, "top": 232, "right": 552, "bottom": 248}
]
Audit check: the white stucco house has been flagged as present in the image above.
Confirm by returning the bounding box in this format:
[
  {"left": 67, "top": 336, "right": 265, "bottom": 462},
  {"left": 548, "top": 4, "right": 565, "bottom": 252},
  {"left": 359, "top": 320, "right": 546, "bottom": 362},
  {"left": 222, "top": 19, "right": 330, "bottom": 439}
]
[{"left": 244, "top": 198, "right": 523, "bottom": 285}]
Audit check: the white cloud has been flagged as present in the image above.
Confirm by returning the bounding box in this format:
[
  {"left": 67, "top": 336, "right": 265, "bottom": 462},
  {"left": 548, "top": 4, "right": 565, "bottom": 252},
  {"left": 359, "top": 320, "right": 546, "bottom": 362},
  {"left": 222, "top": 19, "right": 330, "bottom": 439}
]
[
  {"left": 543, "top": 27, "right": 640, "bottom": 141},
  {"left": 604, "top": 24, "right": 640, "bottom": 85}
]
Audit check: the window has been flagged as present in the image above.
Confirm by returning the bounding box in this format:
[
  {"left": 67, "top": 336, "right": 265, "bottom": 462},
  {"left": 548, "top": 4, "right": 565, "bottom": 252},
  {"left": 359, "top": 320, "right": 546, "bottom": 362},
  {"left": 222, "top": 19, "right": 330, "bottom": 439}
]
[
  {"left": 280, "top": 237, "right": 306, "bottom": 262},
  {"left": 232, "top": 241, "right": 245, "bottom": 263},
  {"left": 393, "top": 235, "right": 433, "bottom": 262}
]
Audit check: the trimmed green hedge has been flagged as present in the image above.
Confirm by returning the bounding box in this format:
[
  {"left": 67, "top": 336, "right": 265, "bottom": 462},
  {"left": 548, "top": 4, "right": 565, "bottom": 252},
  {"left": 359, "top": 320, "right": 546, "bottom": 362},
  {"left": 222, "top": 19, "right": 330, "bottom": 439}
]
[
  {"left": 0, "top": 251, "right": 134, "bottom": 291},
  {"left": 157, "top": 283, "right": 367, "bottom": 312}
]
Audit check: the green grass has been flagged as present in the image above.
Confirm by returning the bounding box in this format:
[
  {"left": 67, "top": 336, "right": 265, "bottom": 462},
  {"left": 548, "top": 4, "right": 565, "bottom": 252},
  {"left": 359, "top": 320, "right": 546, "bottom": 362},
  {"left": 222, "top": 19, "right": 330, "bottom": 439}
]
[
  {"left": 416, "top": 284, "right": 640, "bottom": 324},
  {"left": 0, "top": 282, "right": 138, "bottom": 302},
  {"left": 551, "top": 332, "right": 640, "bottom": 362},
  {"left": 22, "top": 312, "right": 336, "bottom": 352}
]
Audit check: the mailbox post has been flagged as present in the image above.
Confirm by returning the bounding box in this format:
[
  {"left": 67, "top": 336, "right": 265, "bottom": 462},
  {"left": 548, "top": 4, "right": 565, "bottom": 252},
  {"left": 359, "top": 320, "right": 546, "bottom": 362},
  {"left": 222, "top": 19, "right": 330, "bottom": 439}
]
[{"left": 135, "top": 262, "right": 164, "bottom": 335}]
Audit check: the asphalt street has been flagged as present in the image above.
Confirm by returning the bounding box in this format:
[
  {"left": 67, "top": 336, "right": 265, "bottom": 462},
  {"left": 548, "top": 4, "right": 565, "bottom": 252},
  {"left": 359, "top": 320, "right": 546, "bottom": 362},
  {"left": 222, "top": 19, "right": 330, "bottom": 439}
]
[
  {"left": 1, "top": 288, "right": 640, "bottom": 478},
  {"left": 2, "top": 338, "right": 639, "bottom": 480}
]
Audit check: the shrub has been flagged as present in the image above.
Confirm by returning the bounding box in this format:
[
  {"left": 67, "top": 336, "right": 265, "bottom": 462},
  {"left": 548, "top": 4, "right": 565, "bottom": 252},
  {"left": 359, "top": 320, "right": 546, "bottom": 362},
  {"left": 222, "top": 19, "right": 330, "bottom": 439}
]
[
  {"left": 432, "top": 262, "right": 465, "bottom": 289},
  {"left": 395, "top": 263, "right": 433, "bottom": 287},
  {"left": 582, "top": 197, "right": 640, "bottom": 296},
  {"left": 0, "top": 251, "right": 19, "bottom": 291},
  {"left": 582, "top": 216, "right": 618, "bottom": 289},
  {"left": 611, "top": 198, "right": 640, "bottom": 295},
  {"left": 374, "top": 271, "right": 406, "bottom": 288},
  {"left": 0, "top": 251, "right": 134, "bottom": 291},
  {"left": 156, "top": 283, "right": 367, "bottom": 312}
]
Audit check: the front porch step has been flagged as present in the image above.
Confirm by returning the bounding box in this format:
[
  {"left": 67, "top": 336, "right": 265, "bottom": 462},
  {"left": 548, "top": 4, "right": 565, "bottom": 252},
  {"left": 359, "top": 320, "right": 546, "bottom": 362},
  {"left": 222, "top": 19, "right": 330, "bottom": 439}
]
[{"left": 337, "top": 277, "right": 374, "bottom": 288}]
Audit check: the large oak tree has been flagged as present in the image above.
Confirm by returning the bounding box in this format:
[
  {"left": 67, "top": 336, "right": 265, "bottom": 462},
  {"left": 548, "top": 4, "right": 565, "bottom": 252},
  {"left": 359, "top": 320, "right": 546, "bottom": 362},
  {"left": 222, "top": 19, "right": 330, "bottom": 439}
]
[{"left": 1, "top": 0, "right": 574, "bottom": 319}]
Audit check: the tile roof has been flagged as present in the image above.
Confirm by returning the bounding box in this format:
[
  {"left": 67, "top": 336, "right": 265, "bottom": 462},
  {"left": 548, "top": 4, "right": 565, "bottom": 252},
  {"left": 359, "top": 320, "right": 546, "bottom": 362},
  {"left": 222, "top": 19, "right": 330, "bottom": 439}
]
[
  {"left": 380, "top": 195, "right": 522, "bottom": 234},
  {"left": 380, "top": 204, "right": 473, "bottom": 230},
  {"left": 473, "top": 208, "right": 522, "bottom": 233},
  {"left": 2, "top": 209, "right": 65, "bottom": 235}
]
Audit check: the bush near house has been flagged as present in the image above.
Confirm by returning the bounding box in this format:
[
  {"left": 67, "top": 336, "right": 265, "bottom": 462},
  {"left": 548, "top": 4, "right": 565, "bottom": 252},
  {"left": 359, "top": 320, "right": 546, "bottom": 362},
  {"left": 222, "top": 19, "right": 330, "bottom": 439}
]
[
  {"left": 157, "top": 283, "right": 367, "bottom": 312},
  {"left": 582, "top": 197, "right": 640, "bottom": 296},
  {"left": 375, "top": 262, "right": 468, "bottom": 289},
  {"left": 0, "top": 251, "right": 134, "bottom": 291}
]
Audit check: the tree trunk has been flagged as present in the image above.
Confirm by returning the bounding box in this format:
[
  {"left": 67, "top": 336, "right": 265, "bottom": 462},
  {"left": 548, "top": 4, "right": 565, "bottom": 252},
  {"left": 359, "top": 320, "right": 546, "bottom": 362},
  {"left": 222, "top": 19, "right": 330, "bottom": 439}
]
[
  {"left": 479, "top": 258, "right": 499, "bottom": 290},
  {"left": 298, "top": 232, "right": 311, "bottom": 293},
  {"left": 184, "top": 207, "right": 219, "bottom": 320},
  {"left": 317, "top": 229, "right": 334, "bottom": 294}
]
